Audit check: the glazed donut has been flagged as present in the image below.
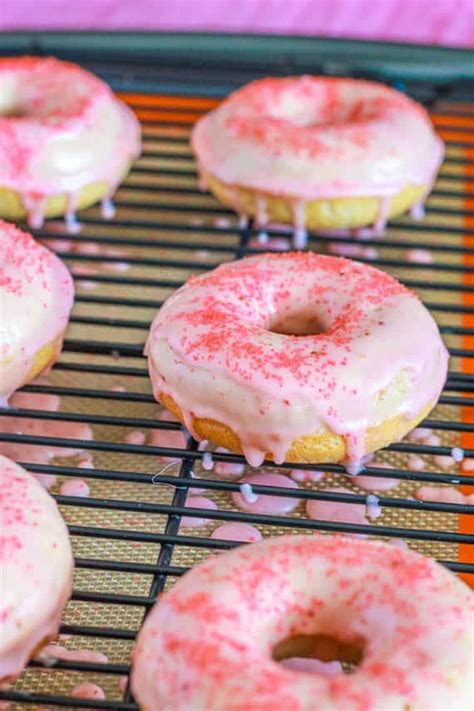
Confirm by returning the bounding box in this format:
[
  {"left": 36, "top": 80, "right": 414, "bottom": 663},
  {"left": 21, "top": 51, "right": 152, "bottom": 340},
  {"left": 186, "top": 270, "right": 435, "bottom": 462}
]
[
  {"left": 192, "top": 76, "right": 443, "bottom": 242},
  {"left": 0, "top": 455, "right": 74, "bottom": 682},
  {"left": 131, "top": 534, "right": 473, "bottom": 710},
  {"left": 146, "top": 252, "right": 448, "bottom": 468},
  {"left": 0, "top": 56, "right": 141, "bottom": 228},
  {"left": 0, "top": 220, "right": 74, "bottom": 405}
]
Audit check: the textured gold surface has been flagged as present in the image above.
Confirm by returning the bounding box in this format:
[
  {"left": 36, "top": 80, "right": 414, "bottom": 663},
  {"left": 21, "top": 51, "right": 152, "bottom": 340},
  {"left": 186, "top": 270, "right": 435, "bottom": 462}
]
[
  {"left": 5, "top": 100, "right": 470, "bottom": 707},
  {"left": 207, "top": 176, "right": 427, "bottom": 230}
]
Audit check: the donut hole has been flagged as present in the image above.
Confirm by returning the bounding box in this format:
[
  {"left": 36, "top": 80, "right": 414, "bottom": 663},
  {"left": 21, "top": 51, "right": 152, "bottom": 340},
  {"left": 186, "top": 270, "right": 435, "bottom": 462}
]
[
  {"left": 272, "top": 633, "right": 364, "bottom": 674},
  {"left": 269, "top": 312, "right": 326, "bottom": 336}
]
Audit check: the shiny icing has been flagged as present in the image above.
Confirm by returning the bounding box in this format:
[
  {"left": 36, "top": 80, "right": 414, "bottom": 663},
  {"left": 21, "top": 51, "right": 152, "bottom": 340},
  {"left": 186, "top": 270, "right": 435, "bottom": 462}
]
[
  {"left": 146, "top": 252, "right": 449, "bottom": 467},
  {"left": 0, "top": 456, "right": 74, "bottom": 680},
  {"left": 0, "top": 56, "right": 141, "bottom": 228},
  {"left": 192, "top": 76, "right": 444, "bottom": 235},
  {"left": 0, "top": 222, "right": 74, "bottom": 404},
  {"left": 131, "top": 534, "right": 473, "bottom": 711}
]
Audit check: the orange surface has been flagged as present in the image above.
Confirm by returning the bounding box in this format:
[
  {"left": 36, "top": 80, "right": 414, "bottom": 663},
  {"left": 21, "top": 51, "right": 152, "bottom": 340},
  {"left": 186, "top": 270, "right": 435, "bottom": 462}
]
[{"left": 460, "top": 145, "right": 474, "bottom": 587}]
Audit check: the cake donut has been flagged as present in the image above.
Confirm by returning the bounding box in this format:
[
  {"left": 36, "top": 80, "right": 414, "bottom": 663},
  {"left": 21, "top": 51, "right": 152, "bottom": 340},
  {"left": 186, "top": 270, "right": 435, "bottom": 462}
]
[
  {"left": 0, "top": 56, "right": 141, "bottom": 228},
  {"left": 192, "top": 76, "right": 443, "bottom": 243},
  {"left": 0, "top": 455, "right": 74, "bottom": 682},
  {"left": 131, "top": 534, "right": 473, "bottom": 710},
  {"left": 145, "top": 252, "right": 448, "bottom": 468},
  {"left": 0, "top": 220, "right": 74, "bottom": 405}
]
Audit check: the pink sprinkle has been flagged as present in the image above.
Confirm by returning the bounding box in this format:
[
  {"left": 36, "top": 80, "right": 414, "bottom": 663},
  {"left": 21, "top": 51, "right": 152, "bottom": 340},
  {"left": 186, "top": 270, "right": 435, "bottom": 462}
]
[
  {"left": 125, "top": 430, "right": 146, "bottom": 446},
  {"left": 355, "top": 475, "right": 398, "bottom": 491},
  {"left": 119, "top": 676, "right": 129, "bottom": 694},
  {"left": 306, "top": 487, "right": 366, "bottom": 525},
  {"left": 111, "top": 384, "right": 126, "bottom": 392},
  {"left": 59, "top": 478, "right": 90, "bottom": 497},
  {"left": 181, "top": 495, "right": 217, "bottom": 528},
  {"left": 405, "top": 248, "right": 433, "bottom": 264},
  {"left": 71, "top": 682, "right": 105, "bottom": 701},
  {"left": 232, "top": 473, "right": 299, "bottom": 515},
  {"left": 408, "top": 455, "right": 426, "bottom": 471},
  {"left": 434, "top": 455, "right": 455, "bottom": 470},
  {"left": 211, "top": 523, "right": 262, "bottom": 543},
  {"left": 280, "top": 658, "right": 342, "bottom": 675}
]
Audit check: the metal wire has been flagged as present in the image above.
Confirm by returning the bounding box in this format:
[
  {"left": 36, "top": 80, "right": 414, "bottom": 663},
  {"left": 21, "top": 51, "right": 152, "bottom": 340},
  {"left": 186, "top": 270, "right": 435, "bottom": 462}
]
[{"left": 0, "top": 47, "right": 473, "bottom": 709}]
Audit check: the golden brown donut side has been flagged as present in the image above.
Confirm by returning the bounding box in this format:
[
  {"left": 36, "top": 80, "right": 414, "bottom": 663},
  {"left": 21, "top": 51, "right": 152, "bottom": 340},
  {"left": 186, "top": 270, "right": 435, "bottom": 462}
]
[
  {"left": 205, "top": 175, "right": 427, "bottom": 231},
  {"left": 23, "top": 332, "right": 65, "bottom": 386},
  {"left": 0, "top": 163, "right": 133, "bottom": 222},
  {"left": 160, "top": 392, "right": 433, "bottom": 464}
]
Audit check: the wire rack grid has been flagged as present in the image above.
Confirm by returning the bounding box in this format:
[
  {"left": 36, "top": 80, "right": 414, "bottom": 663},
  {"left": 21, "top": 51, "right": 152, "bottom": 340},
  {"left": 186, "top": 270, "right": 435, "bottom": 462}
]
[{"left": 0, "top": 36, "right": 473, "bottom": 709}]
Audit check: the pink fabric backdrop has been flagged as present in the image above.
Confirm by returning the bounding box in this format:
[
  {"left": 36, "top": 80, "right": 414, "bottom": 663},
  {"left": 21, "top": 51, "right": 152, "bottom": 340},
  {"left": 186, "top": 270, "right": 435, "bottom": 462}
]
[{"left": 1, "top": 0, "right": 472, "bottom": 47}]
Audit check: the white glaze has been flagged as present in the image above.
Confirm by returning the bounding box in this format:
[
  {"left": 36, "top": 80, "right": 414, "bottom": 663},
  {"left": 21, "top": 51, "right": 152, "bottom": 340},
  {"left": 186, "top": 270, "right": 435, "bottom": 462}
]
[
  {"left": 131, "top": 534, "right": 473, "bottom": 711},
  {"left": 192, "top": 76, "right": 444, "bottom": 233},
  {"left": 0, "top": 221, "right": 74, "bottom": 404},
  {"left": 0, "top": 56, "right": 141, "bottom": 227},
  {"left": 0, "top": 456, "right": 74, "bottom": 680},
  {"left": 146, "top": 252, "right": 448, "bottom": 467}
]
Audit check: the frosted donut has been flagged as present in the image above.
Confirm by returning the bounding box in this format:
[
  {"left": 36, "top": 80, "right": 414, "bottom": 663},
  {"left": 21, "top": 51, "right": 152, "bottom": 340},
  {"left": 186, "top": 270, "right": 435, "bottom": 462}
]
[
  {"left": 146, "top": 252, "right": 448, "bottom": 468},
  {"left": 0, "top": 220, "right": 74, "bottom": 405},
  {"left": 131, "top": 534, "right": 473, "bottom": 710},
  {"left": 192, "top": 76, "right": 443, "bottom": 239},
  {"left": 0, "top": 455, "right": 74, "bottom": 682},
  {"left": 0, "top": 56, "right": 141, "bottom": 228}
]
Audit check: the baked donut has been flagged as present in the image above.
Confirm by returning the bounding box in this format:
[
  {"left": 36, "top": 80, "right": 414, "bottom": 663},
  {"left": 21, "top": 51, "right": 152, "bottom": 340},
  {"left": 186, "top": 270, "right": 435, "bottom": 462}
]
[
  {"left": 0, "top": 455, "right": 74, "bottom": 682},
  {"left": 131, "top": 534, "right": 473, "bottom": 710},
  {"left": 0, "top": 56, "right": 141, "bottom": 228},
  {"left": 192, "top": 76, "right": 443, "bottom": 243},
  {"left": 146, "top": 252, "right": 448, "bottom": 469},
  {"left": 0, "top": 220, "right": 74, "bottom": 405}
]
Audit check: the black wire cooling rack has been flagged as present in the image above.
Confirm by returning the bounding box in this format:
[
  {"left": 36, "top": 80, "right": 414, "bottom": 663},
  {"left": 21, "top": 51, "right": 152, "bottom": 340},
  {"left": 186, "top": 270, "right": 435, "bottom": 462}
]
[{"left": 0, "top": 33, "right": 473, "bottom": 709}]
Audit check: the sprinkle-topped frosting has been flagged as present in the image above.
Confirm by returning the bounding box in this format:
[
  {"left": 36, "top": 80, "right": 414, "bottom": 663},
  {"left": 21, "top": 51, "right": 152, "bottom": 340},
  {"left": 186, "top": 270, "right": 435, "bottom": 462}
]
[
  {"left": 192, "top": 76, "right": 443, "bottom": 201},
  {"left": 0, "top": 220, "right": 74, "bottom": 403},
  {"left": 0, "top": 455, "right": 74, "bottom": 681},
  {"left": 0, "top": 56, "right": 141, "bottom": 227},
  {"left": 146, "top": 252, "right": 448, "bottom": 466},
  {"left": 131, "top": 534, "right": 473, "bottom": 711}
]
